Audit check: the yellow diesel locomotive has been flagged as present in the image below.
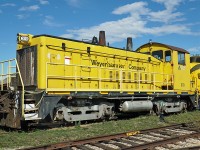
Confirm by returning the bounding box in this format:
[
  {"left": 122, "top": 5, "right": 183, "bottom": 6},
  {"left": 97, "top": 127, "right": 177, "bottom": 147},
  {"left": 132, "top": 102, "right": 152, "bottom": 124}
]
[{"left": 0, "top": 31, "right": 199, "bottom": 128}]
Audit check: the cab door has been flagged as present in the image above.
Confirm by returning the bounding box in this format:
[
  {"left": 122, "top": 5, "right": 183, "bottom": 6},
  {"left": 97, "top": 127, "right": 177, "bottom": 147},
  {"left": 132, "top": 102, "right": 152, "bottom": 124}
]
[
  {"left": 173, "top": 51, "right": 190, "bottom": 91},
  {"left": 163, "top": 50, "right": 173, "bottom": 90}
]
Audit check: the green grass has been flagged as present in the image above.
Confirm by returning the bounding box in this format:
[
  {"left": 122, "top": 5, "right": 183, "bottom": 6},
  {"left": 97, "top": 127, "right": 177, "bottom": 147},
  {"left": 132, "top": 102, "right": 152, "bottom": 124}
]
[{"left": 1, "top": 111, "right": 200, "bottom": 149}]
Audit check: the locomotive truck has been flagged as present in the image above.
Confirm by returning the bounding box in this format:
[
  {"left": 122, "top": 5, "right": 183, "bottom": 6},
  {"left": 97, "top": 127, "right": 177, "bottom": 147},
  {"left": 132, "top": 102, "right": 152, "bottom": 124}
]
[{"left": 0, "top": 31, "right": 199, "bottom": 128}]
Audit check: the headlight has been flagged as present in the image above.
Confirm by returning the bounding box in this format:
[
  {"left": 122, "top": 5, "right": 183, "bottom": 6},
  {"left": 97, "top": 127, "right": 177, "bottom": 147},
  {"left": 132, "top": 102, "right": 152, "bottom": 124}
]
[
  {"left": 17, "top": 33, "right": 33, "bottom": 45},
  {"left": 19, "top": 36, "right": 29, "bottom": 42}
]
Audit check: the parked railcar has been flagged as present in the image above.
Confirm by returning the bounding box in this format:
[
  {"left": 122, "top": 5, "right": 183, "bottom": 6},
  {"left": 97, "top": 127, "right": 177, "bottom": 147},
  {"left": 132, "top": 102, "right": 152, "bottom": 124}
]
[
  {"left": 0, "top": 31, "right": 198, "bottom": 128},
  {"left": 190, "top": 55, "right": 200, "bottom": 107}
]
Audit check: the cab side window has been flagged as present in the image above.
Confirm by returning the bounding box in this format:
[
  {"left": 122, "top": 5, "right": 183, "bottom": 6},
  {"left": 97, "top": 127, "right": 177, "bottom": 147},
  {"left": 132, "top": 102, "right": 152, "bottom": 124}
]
[
  {"left": 190, "top": 57, "right": 200, "bottom": 63},
  {"left": 165, "top": 50, "right": 171, "bottom": 62},
  {"left": 178, "top": 52, "right": 185, "bottom": 65},
  {"left": 197, "top": 57, "right": 200, "bottom": 62},
  {"left": 152, "top": 50, "right": 163, "bottom": 60}
]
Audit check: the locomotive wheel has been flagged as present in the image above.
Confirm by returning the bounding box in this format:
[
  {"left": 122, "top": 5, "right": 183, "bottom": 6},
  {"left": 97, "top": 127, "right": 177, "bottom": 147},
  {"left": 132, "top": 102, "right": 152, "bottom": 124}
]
[
  {"left": 181, "top": 100, "right": 188, "bottom": 113},
  {"left": 152, "top": 104, "right": 159, "bottom": 116}
]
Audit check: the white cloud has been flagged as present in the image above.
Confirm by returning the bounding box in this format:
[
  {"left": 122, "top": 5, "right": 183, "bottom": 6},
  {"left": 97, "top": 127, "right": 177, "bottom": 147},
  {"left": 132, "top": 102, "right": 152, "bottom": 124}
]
[
  {"left": 1, "top": 3, "right": 16, "bottom": 7},
  {"left": 152, "top": 0, "right": 182, "bottom": 11},
  {"left": 142, "top": 24, "right": 193, "bottom": 35},
  {"left": 112, "top": 2, "right": 149, "bottom": 16},
  {"left": 65, "top": 16, "right": 147, "bottom": 43},
  {"left": 66, "top": 0, "right": 80, "bottom": 7},
  {"left": 112, "top": 1, "right": 184, "bottom": 24},
  {"left": 43, "top": 16, "right": 64, "bottom": 27},
  {"left": 16, "top": 14, "right": 29, "bottom": 19},
  {"left": 149, "top": 0, "right": 184, "bottom": 23},
  {"left": 149, "top": 10, "right": 184, "bottom": 23},
  {"left": 26, "top": 24, "right": 31, "bottom": 27},
  {"left": 19, "top": 5, "right": 40, "bottom": 11},
  {"left": 60, "top": 34, "right": 75, "bottom": 39},
  {"left": 188, "top": 46, "right": 200, "bottom": 53},
  {"left": 61, "top": 1, "right": 198, "bottom": 44},
  {"left": 38, "top": 0, "right": 49, "bottom": 5}
]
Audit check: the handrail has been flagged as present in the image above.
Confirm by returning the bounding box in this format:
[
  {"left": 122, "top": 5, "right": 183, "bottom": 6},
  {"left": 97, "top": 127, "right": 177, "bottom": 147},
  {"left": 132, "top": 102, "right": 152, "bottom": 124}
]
[
  {"left": 0, "top": 59, "right": 25, "bottom": 118},
  {"left": 1, "top": 63, "right": 3, "bottom": 91},
  {"left": 46, "top": 62, "right": 174, "bottom": 76},
  {"left": 0, "top": 59, "right": 16, "bottom": 90},
  {"left": 46, "top": 62, "right": 174, "bottom": 93},
  {"left": 15, "top": 58, "right": 25, "bottom": 118}
]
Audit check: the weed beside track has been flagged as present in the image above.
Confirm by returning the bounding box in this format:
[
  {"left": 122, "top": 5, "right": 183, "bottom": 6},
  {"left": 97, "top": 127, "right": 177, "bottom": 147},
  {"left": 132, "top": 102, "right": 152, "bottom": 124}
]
[{"left": 1, "top": 111, "right": 200, "bottom": 149}]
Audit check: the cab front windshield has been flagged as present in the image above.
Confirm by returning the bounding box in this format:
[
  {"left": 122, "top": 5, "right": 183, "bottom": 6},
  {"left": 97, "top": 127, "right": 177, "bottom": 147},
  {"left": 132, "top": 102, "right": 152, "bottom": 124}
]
[{"left": 152, "top": 50, "right": 163, "bottom": 60}]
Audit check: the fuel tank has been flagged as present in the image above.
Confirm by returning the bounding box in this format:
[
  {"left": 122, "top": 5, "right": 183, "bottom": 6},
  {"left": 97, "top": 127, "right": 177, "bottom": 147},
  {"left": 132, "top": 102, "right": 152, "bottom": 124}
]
[{"left": 121, "top": 100, "right": 153, "bottom": 112}]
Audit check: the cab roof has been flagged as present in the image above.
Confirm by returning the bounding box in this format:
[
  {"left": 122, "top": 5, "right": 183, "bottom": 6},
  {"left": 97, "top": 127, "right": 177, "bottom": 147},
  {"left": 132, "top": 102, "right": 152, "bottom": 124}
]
[{"left": 136, "top": 42, "right": 190, "bottom": 54}]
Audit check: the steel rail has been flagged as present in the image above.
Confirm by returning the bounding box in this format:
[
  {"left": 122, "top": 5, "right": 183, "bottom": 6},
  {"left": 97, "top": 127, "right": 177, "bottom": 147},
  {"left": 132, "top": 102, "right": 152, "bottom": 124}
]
[
  {"left": 123, "top": 132, "right": 200, "bottom": 150},
  {"left": 18, "top": 123, "right": 193, "bottom": 150}
]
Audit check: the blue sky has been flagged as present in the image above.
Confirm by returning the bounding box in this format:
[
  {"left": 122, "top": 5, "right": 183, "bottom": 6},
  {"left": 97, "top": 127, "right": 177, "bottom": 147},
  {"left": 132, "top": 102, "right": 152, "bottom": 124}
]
[{"left": 0, "top": 0, "right": 200, "bottom": 60}]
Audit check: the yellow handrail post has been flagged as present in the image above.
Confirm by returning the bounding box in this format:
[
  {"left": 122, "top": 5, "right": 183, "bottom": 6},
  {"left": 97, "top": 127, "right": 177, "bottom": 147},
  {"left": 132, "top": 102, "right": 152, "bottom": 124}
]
[
  {"left": 0, "top": 59, "right": 24, "bottom": 118},
  {"left": 120, "top": 70, "right": 122, "bottom": 92},
  {"left": 167, "top": 74, "right": 168, "bottom": 90},
  {"left": 8, "top": 60, "right": 11, "bottom": 88},
  {"left": 6, "top": 62, "right": 9, "bottom": 89},
  {"left": 99, "top": 68, "right": 101, "bottom": 92},
  {"left": 1, "top": 63, "right": 3, "bottom": 91},
  {"left": 15, "top": 58, "right": 25, "bottom": 119},
  {"left": 75, "top": 66, "right": 77, "bottom": 93},
  {"left": 46, "top": 62, "right": 48, "bottom": 90},
  {"left": 153, "top": 73, "right": 155, "bottom": 91},
  {"left": 138, "top": 72, "right": 140, "bottom": 92}
]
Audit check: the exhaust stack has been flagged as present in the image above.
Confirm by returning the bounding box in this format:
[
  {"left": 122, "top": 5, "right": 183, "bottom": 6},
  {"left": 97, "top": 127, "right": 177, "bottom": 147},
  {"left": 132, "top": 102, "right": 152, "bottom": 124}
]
[
  {"left": 99, "top": 31, "right": 106, "bottom": 46},
  {"left": 126, "top": 37, "right": 133, "bottom": 51}
]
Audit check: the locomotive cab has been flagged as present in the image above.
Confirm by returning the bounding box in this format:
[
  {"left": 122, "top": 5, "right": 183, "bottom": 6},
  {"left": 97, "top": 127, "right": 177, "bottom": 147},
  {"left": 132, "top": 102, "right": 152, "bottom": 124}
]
[
  {"left": 136, "top": 42, "right": 197, "bottom": 114},
  {"left": 152, "top": 49, "right": 173, "bottom": 90},
  {"left": 136, "top": 42, "right": 191, "bottom": 92}
]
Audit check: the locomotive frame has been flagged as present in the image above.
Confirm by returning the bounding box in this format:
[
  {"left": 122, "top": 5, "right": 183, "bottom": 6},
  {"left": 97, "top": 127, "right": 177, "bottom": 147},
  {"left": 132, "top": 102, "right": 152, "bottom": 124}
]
[{"left": 0, "top": 31, "right": 199, "bottom": 128}]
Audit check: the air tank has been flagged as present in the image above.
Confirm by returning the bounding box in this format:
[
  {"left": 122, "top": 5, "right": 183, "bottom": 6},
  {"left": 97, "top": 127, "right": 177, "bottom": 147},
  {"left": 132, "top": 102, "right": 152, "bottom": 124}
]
[{"left": 121, "top": 100, "right": 153, "bottom": 112}]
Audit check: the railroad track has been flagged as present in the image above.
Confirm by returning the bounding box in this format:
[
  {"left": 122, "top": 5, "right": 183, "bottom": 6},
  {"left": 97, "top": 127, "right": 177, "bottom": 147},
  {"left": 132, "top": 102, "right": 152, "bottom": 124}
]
[{"left": 19, "top": 122, "right": 200, "bottom": 150}]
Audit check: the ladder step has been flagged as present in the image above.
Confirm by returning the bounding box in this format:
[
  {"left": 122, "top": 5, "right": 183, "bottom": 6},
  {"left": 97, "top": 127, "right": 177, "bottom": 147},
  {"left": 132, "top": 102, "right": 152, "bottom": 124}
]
[
  {"left": 24, "top": 94, "right": 34, "bottom": 99},
  {"left": 25, "top": 108, "right": 38, "bottom": 112},
  {"left": 0, "top": 110, "right": 9, "bottom": 113},
  {"left": 25, "top": 99, "right": 35, "bottom": 102},
  {"left": 25, "top": 117, "right": 42, "bottom": 121},
  {"left": 24, "top": 113, "right": 41, "bottom": 120}
]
